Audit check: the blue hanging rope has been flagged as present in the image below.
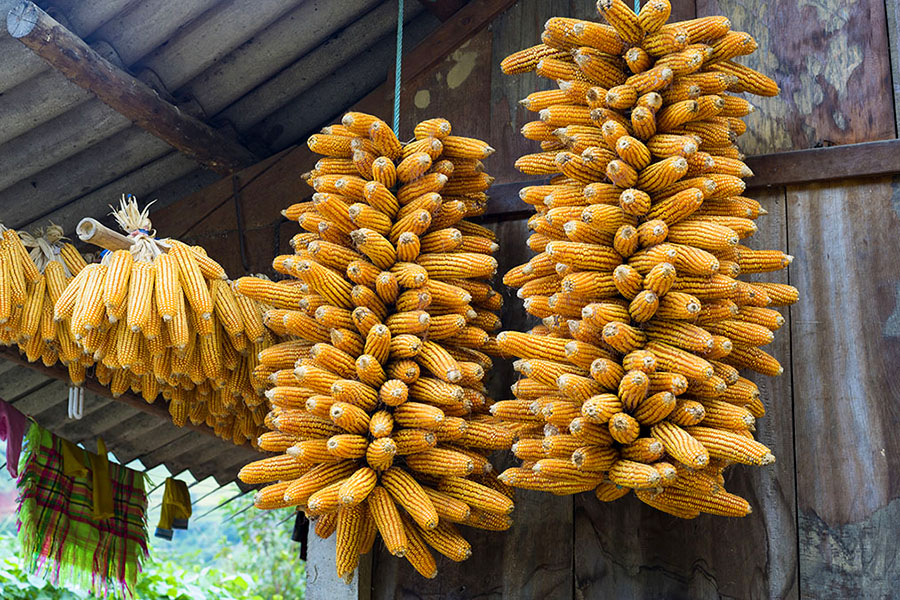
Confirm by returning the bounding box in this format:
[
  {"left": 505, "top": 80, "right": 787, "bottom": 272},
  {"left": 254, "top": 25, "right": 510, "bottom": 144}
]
[
  {"left": 635, "top": 0, "right": 640, "bottom": 13},
  {"left": 393, "top": 0, "right": 404, "bottom": 135}
]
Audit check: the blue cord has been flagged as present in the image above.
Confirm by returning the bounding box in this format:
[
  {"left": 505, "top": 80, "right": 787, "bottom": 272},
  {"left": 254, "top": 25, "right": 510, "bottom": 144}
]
[
  {"left": 635, "top": 0, "right": 640, "bottom": 13},
  {"left": 393, "top": 0, "right": 404, "bottom": 135}
]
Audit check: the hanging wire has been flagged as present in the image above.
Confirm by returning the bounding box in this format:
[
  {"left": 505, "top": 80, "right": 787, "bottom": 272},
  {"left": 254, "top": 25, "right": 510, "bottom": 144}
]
[
  {"left": 393, "top": 0, "right": 405, "bottom": 134},
  {"left": 194, "top": 490, "right": 249, "bottom": 522},
  {"left": 635, "top": 0, "right": 640, "bottom": 13}
]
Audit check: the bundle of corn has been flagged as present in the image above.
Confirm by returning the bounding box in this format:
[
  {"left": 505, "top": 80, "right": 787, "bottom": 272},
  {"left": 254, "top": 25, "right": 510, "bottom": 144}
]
[
  {"left": 236, "top": 112, "right": 514, "bottom": 580},
  {"left": 57, "top": 197, "right": 273, "bottom": 447},
  {"left": 0, "top": 224, "right": 89, "bottom": 384},
  {"left": 493, "top": 1, "right": 796, "bottom": 518}
]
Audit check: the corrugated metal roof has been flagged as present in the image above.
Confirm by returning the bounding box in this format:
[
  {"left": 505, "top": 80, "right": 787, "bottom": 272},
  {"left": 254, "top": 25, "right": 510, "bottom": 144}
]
[{"left": 0, "top": 0, "right": 447, "bottom": 484}]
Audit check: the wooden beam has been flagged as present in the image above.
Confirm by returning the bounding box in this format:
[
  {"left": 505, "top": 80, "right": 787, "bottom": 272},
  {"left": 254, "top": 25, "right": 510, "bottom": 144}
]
[
  {"left": 7, "top": 0, "right": 258, "bottom": 175},
  {"left": 479, "top": 140, "right": 900, "bottom": 218},
  {"left": 417, "top": 0, "right": 468, "bottom": 21},
  {"left": 744, "top": 139, "right": 900, "bottom": 190},
  {"left": 399, "top": 0, "right": 520, "bottom": 83},
  {"left": 0, "top": 348, "right": 257, "bottom": 451}
]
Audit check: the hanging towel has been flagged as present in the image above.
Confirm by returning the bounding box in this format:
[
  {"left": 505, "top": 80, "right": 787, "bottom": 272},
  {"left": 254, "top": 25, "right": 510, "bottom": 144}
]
[
  {"left": 61, "top": 439, "right": 89, "bottom": 478},
  {"left": 16, "top": 424, "right": 149, "bottom": 599},
  {"left": 154, "top": 477, "right": 192, "bottom": 540},
  {"left": 0, "top": 400, "right": 27, "bottom": 477},
  {"left": 89, "top": 438, "right": 115, "bottom": 521}
]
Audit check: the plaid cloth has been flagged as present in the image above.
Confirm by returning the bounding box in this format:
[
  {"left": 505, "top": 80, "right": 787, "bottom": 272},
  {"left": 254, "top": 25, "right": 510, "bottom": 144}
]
[{"left": 16, "top": 424, "right": 149, "bottom": 598}]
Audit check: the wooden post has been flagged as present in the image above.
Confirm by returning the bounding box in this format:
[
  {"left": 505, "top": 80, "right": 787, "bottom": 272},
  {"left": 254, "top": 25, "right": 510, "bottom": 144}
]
[{"left": 7, "top": 0, "right": 257, "bottom": 175}]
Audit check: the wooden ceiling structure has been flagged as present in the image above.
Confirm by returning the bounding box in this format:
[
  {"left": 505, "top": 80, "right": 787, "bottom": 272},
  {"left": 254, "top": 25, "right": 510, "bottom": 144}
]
[{"left": 0, "top": 0, "right": 512, "bottom": 484}]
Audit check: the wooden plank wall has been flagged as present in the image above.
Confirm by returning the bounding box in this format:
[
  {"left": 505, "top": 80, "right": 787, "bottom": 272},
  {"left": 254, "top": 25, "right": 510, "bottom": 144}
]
[
  {"left": 366, "top": 1, "right": 900, "bottom": 598},
  {"left": 143, "top": 0, "right": 900, "bottom": 597}
]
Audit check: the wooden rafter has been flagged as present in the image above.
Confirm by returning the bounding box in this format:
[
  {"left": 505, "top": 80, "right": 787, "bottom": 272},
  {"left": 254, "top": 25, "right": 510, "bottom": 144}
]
[
  {"left": 7, "top": 1, "right": 258, "bottom": 175},
  {"left": 417, "top": 0, "right": 468, "bottom": 22}
]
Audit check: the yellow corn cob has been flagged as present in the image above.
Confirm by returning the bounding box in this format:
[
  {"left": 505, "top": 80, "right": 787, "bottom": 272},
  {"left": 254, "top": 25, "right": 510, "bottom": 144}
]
[
  {"left": 337, "top": 467, "right": 377, "bottom": 506},
  {"left": 608, "top": 412, "right": 640, "bottom": 445},
  {"left": 596, "top": 0, "right": 642, "bottom": 43},
  {"left": 18, "top": 277, "right": 45, "bottom": 341},
  {"left": 613, "top": 224, "right": 640, "bottom": 257},
  {"left": 400, "top": 514, "right": 438, "bottom": 579},
  {"left": 381, "top": 467, "right": 439, "bottom": 530},
  {"left": 335, "top": 503, "right": 365, "bottom": 579},
  {"left": 651, "top": 421, "right": 708, "bottom": 467},
  {"left": 608, "top": 459, "right": 662, "bottom": 488},
  {"left": 102, "top": 249, "right": 133, "bottom": 320},
  {"left": 637, "top": 0, "right": 670, "bottom": 33},
  {"left": 595, "top": 481, "right": 631, "bottom": 502},
  {"left": 238, "top": 454, "right": 310, "bottom": 485},
  {"left": 365, "top": 437, "right": 397, "bottom": 471},
  {"left": 437, "top": 476, "right": 514, "bottom": 515},
  {"left": 58, "top": 243, "right": 87, "bottom": 276},
  {"left": 283, "top": 462, "right": 356, "bottom": 505},
  {"left": 368, "top": 486, "right": 408, "bottom": 557},
  {"left": 668, "top": 399, "right": 707, "bottom": 426},
  {"left": 378, "top": 378, "right": 410, "bottom": 406}
]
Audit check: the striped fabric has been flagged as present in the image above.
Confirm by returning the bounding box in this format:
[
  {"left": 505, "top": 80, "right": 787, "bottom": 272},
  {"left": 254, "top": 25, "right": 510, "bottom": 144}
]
[{"left": 16, "top": 424, "right": 149, "bottom": 598}]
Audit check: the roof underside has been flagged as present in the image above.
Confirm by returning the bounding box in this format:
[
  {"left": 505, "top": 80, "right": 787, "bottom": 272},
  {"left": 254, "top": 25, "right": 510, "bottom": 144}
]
[{"left": 0, "top": 0, "right": 447, "bottom": 485}]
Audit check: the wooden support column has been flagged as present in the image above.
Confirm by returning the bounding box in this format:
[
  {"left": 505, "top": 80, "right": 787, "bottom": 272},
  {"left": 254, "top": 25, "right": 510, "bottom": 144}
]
[{"left": 6, "top": 0, "right": 257, "bottom": 175}]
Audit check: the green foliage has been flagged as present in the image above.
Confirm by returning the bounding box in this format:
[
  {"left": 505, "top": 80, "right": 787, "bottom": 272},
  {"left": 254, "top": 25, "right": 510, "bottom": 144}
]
[
  {"left": 215, "top": 500, "right": 306, "bottom": 600},
  {"left": 0, "top": 461, "right": 306, "bottom": 599},
  {"left": 0, "top": 497, "right": 306, "bottom": 600},
  {"left": 0, "top": 532, "right": 271, "bottom": 600}
]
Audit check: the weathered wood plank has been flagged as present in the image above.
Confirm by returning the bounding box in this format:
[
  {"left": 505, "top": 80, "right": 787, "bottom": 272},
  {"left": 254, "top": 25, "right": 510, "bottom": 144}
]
[
  {"left": 0, "top": 364, "right": 56, "bottom": 402},
  {"left": 488, "top": 0, "right": 569, "bottom": 185},
  {"left": 12, "top": 379, "right": 70, "bottom": 416},
  {"left": 668, "top": 0, "right": 699, "bottom": 22},
  {"left": 886, "top": 0, "right": 900, "bottom": 136},
  {"left": 371, "top": 484, "right": 572, "bottom": 600},
  {"left": 54, "top": 403, "right": 137, "bottom": 448},
  {"left": 114, "top": 419, "right": 194, "bottom": 466},
  {"left": 744, "top": 139, "right": 900, "bottom": 191},
  {"left": 573, "top": 187, "right": 797, "bottom": 599},
  {"left": 696, "top": 0, "right": 894, "bottom": 154},
  {"left": 786, "top": 176, "right": 900, "bottom": 597},
  {"left": 399, "top": 27, "right": 494, "bottom": 143},
  {"left": 420, "top": 0, "right": 467, "bottom": 21},
  {"left": 725, "top": 185, "right": 799, "bottom": 599},
  {"left": 8, "top": 1, "right": 257, "bottom": 174}
]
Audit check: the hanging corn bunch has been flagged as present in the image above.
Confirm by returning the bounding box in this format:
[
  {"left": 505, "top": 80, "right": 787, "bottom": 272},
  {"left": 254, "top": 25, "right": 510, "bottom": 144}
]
[
  {"left": 493, "top": 0, "right": 795, "bottom": 518},
  {"left": 236, "top": 113, "right": 514, "bottom": 580},
  {"left": 56, "top": 197, "right": 274, "bottom": 447},
  {"left": 0, "top": 224, "right": 89, "bottom": 385}
]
